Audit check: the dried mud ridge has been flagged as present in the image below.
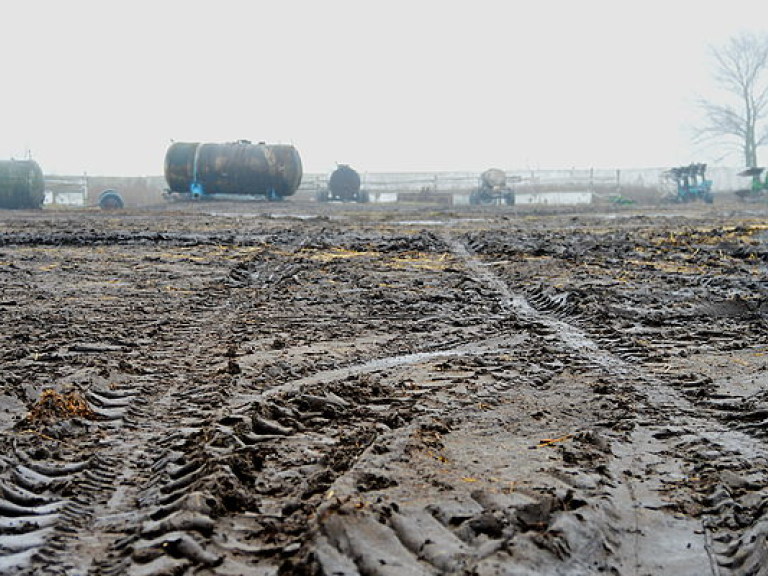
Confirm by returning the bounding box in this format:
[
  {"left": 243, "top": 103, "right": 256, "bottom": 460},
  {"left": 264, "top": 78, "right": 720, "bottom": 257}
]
[{"left": 2, "top": 207, "right": 768, "bottom": 575}]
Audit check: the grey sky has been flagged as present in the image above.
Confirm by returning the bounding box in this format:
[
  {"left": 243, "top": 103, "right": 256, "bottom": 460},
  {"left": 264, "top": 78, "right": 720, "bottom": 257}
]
[{"left": 2, "top": 0, "right": 766, "bottom": 176}]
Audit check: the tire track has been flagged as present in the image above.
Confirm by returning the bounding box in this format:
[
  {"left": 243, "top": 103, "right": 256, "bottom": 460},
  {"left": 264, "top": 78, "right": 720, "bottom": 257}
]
[
  {"left": 5, "top": 213, "right": 768, "bottom": 575},
  {"left": 291, "top": 232, "right": 768, "bottom": 574},
  {"left": 446, "top": 232, "right": 768, "bottom": 575}
]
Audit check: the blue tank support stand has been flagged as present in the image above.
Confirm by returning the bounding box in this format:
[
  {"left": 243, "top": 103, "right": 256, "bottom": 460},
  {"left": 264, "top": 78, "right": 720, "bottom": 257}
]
[{"left": 190, "top": 181, "right": 205, "bottom": 198}]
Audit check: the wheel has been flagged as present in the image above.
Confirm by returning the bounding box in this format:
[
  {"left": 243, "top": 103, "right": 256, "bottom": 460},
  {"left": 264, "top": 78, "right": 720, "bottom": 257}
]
[{"left": 98, "top": 190, "right": 124, "bottom": 210}]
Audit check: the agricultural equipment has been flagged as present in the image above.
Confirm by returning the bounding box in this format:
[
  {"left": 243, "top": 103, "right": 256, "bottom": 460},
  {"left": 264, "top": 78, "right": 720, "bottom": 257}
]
[
  {"left": 163, "top": 140, "right": 302, "bottom": 201},
  {"left": 0, "top": 159, "right": 45, "bottom": 209},
  {"left": 316, "top": 164, "right": 369, "bottom": 203},
  {"left": 662, "top": 163, "right": 713, "bottom": 204},
  {"left": 98, "top": 189, "right": 124, "bottom": 210},
  {"left": 734, "top": 167, "right": 768, "bottom": 202},
  {"left": 469, "top": 168, "right": 515, "bottom": 205}
]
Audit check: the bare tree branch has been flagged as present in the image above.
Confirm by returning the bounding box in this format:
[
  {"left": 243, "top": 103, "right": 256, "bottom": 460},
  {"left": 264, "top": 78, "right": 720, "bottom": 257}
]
[
  {"left": 698, "top": 101, "right": 747, "bottom": 136},
  {"left": 698, "top": 31, "right": 768, "bottom": 166}
]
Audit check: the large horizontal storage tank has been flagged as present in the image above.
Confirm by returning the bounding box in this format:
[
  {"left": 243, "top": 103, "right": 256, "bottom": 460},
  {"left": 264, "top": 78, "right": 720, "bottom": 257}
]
[
  {"left": 0, "top": 159, "right": 45, "bottom": 209},
  {"left": 164, "top": 140, "right": 302, "bottom": 200}
]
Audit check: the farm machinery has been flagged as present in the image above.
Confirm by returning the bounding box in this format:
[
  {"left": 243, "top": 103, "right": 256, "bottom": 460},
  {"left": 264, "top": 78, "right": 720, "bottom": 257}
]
[
  {"left": 316, "top": 165, "right": 369, "bottom": 203},
  {"left": 662, "top": 163, "right": 714, "bottom": 204},
  {"left": 734, "top": 167, "right": 768, "bottom": 202},
  {"left": 469, "top": 168, "right": 515, "bottom": 205},
  {"left": 98, "top": 189, "right": 124, "bottom": 210}
]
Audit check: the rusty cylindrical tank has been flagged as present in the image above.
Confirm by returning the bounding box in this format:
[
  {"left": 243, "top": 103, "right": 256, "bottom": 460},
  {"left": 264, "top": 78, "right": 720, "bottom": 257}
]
[
  {"left": 481, "top": 168, "right": 507, "bottom": 190},
  {"left": 0, "top": 159, "right": 45, "bottom": 209},
  {"left": 328, "top": 165, "right": 361, "bottom": 201},
  {"left": 164, "top": 140, "right": 302, "bottom": 200}
]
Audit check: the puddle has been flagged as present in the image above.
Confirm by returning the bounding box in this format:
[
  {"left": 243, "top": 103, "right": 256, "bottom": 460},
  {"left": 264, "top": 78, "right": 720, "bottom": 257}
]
[
  {"left": 609, "top": 428, "right": 713, "bottom": 575},
  {"left": 206, "top": 212, "right": 327, "bottom": 221},
  {"left": 394, "top": 220, "right": 449, "bottom": 226},
  {"left": 235, "top": 335, "right": 524, "bottom": 404}
]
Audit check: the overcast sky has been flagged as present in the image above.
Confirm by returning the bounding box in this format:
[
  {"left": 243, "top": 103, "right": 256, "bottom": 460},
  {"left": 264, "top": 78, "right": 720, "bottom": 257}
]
[{"left": 1, "top": 1, "right": 766, "bottom": 176}]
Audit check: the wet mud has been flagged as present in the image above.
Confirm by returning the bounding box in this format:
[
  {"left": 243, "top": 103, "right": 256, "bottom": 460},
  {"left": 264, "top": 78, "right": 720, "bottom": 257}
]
[{"left": 2, "top": 201, "right": 768, "bottom": 575}]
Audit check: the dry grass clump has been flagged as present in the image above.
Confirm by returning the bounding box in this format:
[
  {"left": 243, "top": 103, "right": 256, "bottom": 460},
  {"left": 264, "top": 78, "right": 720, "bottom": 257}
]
[{"left": 26, "top": 388, "right": 95, "bottom": 423}]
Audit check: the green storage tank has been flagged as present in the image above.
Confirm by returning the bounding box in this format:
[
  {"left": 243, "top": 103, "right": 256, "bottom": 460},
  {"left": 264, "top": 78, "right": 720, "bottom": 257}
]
[{"left": 0, "top": 159, "right": 45, "bottom": 209}]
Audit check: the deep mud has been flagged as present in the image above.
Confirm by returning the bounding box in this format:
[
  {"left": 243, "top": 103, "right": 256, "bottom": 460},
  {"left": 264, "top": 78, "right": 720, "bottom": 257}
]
[{"left": 2, "top": 200, "right": 768, "bottom": 575}]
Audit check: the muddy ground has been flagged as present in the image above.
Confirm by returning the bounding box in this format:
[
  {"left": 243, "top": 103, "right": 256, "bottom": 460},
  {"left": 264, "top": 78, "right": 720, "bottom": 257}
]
[{"left": 2, "top": 199, "right": 768, "bottom": 575}]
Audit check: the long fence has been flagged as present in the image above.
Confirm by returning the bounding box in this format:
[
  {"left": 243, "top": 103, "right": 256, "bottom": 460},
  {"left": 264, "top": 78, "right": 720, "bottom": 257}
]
[
  {"left": 41, "top": 166, "right": 750, "bottom": 207},
  {"left": 299, "top": 166, "right": 745, "bottom": 201}
]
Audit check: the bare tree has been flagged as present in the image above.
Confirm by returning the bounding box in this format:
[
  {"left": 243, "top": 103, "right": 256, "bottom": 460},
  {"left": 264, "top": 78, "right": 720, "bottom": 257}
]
[{"left": 698, "top": 31, "right": 768, "bottom": 167}]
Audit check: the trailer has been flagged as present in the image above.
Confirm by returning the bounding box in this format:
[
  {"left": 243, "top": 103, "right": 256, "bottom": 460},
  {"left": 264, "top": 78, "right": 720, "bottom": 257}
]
[{"left": 316, "top": 165, "right": 369, "bottom": 203}]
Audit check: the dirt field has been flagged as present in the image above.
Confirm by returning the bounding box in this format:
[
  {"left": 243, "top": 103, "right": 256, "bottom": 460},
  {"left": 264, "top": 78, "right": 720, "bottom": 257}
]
[{"left": 2, "top": 199, "right": 768, "bottom": 575}]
